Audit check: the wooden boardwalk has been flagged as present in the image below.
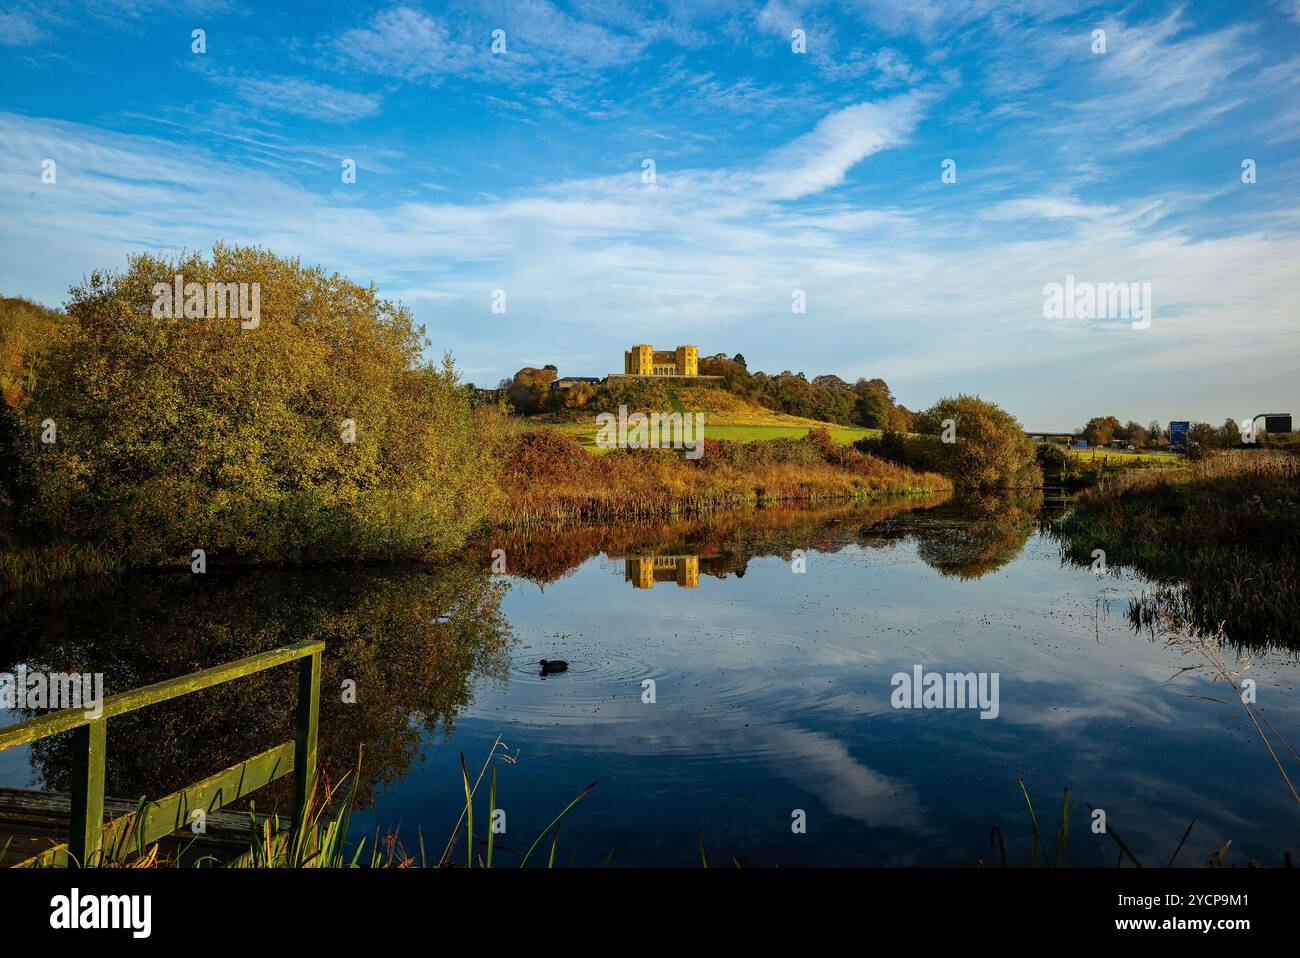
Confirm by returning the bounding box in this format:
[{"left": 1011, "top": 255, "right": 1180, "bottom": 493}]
[{"left": 0, "top": 787, "right": 267, "bottom": 867}]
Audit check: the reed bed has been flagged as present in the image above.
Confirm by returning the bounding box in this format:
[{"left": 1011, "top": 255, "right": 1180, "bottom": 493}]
[
  {"left": 987, "top": 780, "right": 1223, "bottom": 868},
  {"left": 26, "top": 738, "right": 596, "bottom": 869},
  {"left": 1051, "top": 448, "right": 1300, "bottom": 648},
  {"left": 1192, "top": 447, "right": 1300, "bottom": 481},
  {"left": 496, "top": 428, "right": 951, "bottom": 529},
  {"left": 0, "top": 542, "right": 125, "bottom": 592}
]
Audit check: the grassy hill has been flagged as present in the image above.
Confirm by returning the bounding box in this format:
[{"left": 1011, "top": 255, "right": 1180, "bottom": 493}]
[{"left": 537, "top": 383, "right": 878, "bottom": 449}]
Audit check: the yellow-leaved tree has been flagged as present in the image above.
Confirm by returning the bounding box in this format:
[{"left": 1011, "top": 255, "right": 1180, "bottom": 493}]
[{"left": 22, "top": 244, "right": 501, "bottom": 565}]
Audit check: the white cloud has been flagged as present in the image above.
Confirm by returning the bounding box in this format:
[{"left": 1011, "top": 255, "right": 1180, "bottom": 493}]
[
  {"left": 337, "top": 6, "right": 479, "bottom": 83},
  {"left": 0, "top": 9, "right": 49, "bottom": 45},
  {"left": 753, "top": 92, "right": 929, "bottom": 199},
  {"left": 1075, "top": 11, "right": 1257, "bottom": 150},
  {"left": 982, "top": 196, "right": 1119, "bottom": 222},
  {"left": 219, "top": 75, "right": 383, "bottom": 122},
  {"left": 336, "top": 1, "right": 646, "bottom": 88}
]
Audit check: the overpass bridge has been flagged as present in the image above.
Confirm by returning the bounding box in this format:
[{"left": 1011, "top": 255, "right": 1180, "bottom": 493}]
[{"left": 1024, "top": 430, "right": 1077, "bottom": 440}]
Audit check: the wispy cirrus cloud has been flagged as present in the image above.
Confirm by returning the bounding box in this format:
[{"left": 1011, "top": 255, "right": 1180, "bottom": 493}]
[
  {"left": 337, "top": 1, "right": 647, "bottom": 86},
  {"left": 1273, "top": 0, "right": 1300, "bottom": 24},
  {"left": 1072, "top": 11, "right": 1258, "bottom": 151},
  {"left": 337, "top": 6, "right": 481, "bottom": 84},
  {"left": 209, "top": 74, "right": 384, "bottom": 123},
  {"left": 0, "top": 9, "right": 49, "bottom": 45}
]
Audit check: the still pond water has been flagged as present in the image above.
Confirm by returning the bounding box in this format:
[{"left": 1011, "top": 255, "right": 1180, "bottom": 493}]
[{"left": 2, "top": 492, "right": 1297, "bottom": 866}]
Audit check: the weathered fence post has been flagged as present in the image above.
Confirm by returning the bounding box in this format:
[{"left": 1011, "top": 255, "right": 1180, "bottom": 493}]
[
  {"left": 292, "top": 650, "right": 321, "bottom": 829},
  {"left": 69, "top": 718, "right": 106, "bottom": 867}
]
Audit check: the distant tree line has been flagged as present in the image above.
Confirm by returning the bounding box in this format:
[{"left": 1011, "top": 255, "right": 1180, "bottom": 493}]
[
  {"left": 1076, "top": 414, "right": 1282, "bottom": 451},
  {"left": 486, "top": 352, "right": 917, "bottom": 429},
  {"left": 698, "top": 354, "right": 915, "bottom": 430}
]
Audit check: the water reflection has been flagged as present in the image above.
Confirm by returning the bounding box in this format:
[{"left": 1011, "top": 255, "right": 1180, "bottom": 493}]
[
  {"left": 910, "top": 490, "right": 1044, "bottom": 578},
  {"left": 480, "top": 493, "right": 957, "bottom": 588},
  {"left": 622, "top": 555, "right": 700, "bottom": 589},
  {"left": 2, "top": 491, "right": 1295, "bottom": 867},
  {"left": 0, "top": 562, "right": 511, "bottom": 811},
  {"left": 478, "top": 490, "right": 1051, "bottom": 592}
]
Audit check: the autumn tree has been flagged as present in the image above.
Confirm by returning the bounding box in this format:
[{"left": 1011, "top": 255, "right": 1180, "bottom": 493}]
[
  {"left": 0, "top": 295, "right": 62, "bottom": 409},
  {"left": 1187, "top": 421, "right": 1224, "bottom": 451},
  {"left": 863, "top": 395, "right": 1038, "bottom": 488},
  {"left": 1081, "top": 415, "right": 1121, "bottom": 446},
  {"left": 19, "top": 244, "right": 501, "bottom": 565},
  {"left": 1119, "top": 420, "right": 1148, "bottom": 444}
]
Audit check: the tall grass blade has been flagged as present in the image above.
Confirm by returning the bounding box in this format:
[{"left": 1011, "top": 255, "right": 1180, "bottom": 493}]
[
  {"left": 519, "top": 780, "right": 597, "bottom": 867},
  {"left": 547, "top": 824, "right": 560, "bottom": 869},
  {"left": 1167, "top": 819, "right": 1196, "bottom": 867},
  {"left": 1052, "top": 788, "right": 1071, "bottom": 867},
  {"left": 989, "top": 824, "right": 1007, "bottom": 868},
  {"left": 486, "top": 764, "right": 497, "bottom": 869},
  {"left": 460, "top": 752, "right": 473, "bottom": 869},
  {"left": 1018, "top": 778, "right": 1043, "bottom": 867}
]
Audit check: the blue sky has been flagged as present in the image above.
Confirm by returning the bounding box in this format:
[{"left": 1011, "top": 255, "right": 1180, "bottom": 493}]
[{"left": 1, "top": 0, "right": 1297, "bottom": 428}]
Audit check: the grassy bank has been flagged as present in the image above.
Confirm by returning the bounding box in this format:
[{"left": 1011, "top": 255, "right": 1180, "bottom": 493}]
[
  {"left": 1, "top": 421, "right": 947, "bottom": 590},
  {"left": 546, "top": 419, "right": 878, "bottom": 449},
  {"left": 496, "top": 428, "right": 951, "bottom": 527},
  {"left": 1037, "top": 443, "right": 1184, "bottom": 488},
  {"left": 536, "top": 384, "right": 879, "bottom": 450},
  {"left": 1051, "top": 449, "right": 1300, "bottom": 648},
  {"left": 0, "top": 542, "right": 126, "bottom": 592}
]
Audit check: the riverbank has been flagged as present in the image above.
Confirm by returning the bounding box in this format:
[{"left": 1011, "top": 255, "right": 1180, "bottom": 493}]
[
  {"left": 0, "top": 542, "right": 126, "bottom": 592},
  {"left": 1051, "top": 449, "right": 1300, "bottom": 647},
  {"left": 495, "top": 428, "right": 952, "bottom": 528},
  {"left": 0, "top": 427, "right": 952, "bottom": 591},
  {"left": 1035, "top": 442, "right": 1183, "bottom": 489}
]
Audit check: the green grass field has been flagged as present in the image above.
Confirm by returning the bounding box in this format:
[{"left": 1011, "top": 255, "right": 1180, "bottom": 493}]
[
  {"left": 541, "top": 419, "right": 876, "bottom": 450},
  {"left": 535, "top": 384, "right": 878, "bottom": 451},
  {"left": 1062, "top": 446, "right": 1182, "bottom": 467},
  {"left": 694, "top": 423, "right": 876, "bottom": 444}
]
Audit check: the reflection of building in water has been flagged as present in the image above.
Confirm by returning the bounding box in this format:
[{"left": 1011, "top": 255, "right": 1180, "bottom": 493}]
[{"left": 624, "top": 555, "right": 700, "bottom": 589}]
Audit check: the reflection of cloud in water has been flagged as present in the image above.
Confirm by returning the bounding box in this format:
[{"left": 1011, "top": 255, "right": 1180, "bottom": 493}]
[
  {"left": 486, "top": 692, "right": 931, "bottom": 833},
  {"left": 448, "top": 497, "right": 1300, "bottom": 862},
  {"left": 756, "top": 724, "right": 930, "bottom": 832}
]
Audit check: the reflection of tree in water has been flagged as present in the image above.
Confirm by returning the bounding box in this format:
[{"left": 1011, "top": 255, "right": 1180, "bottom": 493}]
[
  {"left": 478, "top": 493, "right": 954, "bottom": 587},
  {"left": 0, "top": 489, "right": 1043, "bottom": 817},
  {"left": 0, "top": 561, "right": 510, "bottom": 812},
  {"left": 911, "top": 490, "right": 1044, "bottom": 579}
]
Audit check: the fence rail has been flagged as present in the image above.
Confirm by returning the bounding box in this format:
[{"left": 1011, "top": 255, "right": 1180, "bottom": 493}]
[{"left": 0, "top": 639, "right": 323, "bottom": 867}]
